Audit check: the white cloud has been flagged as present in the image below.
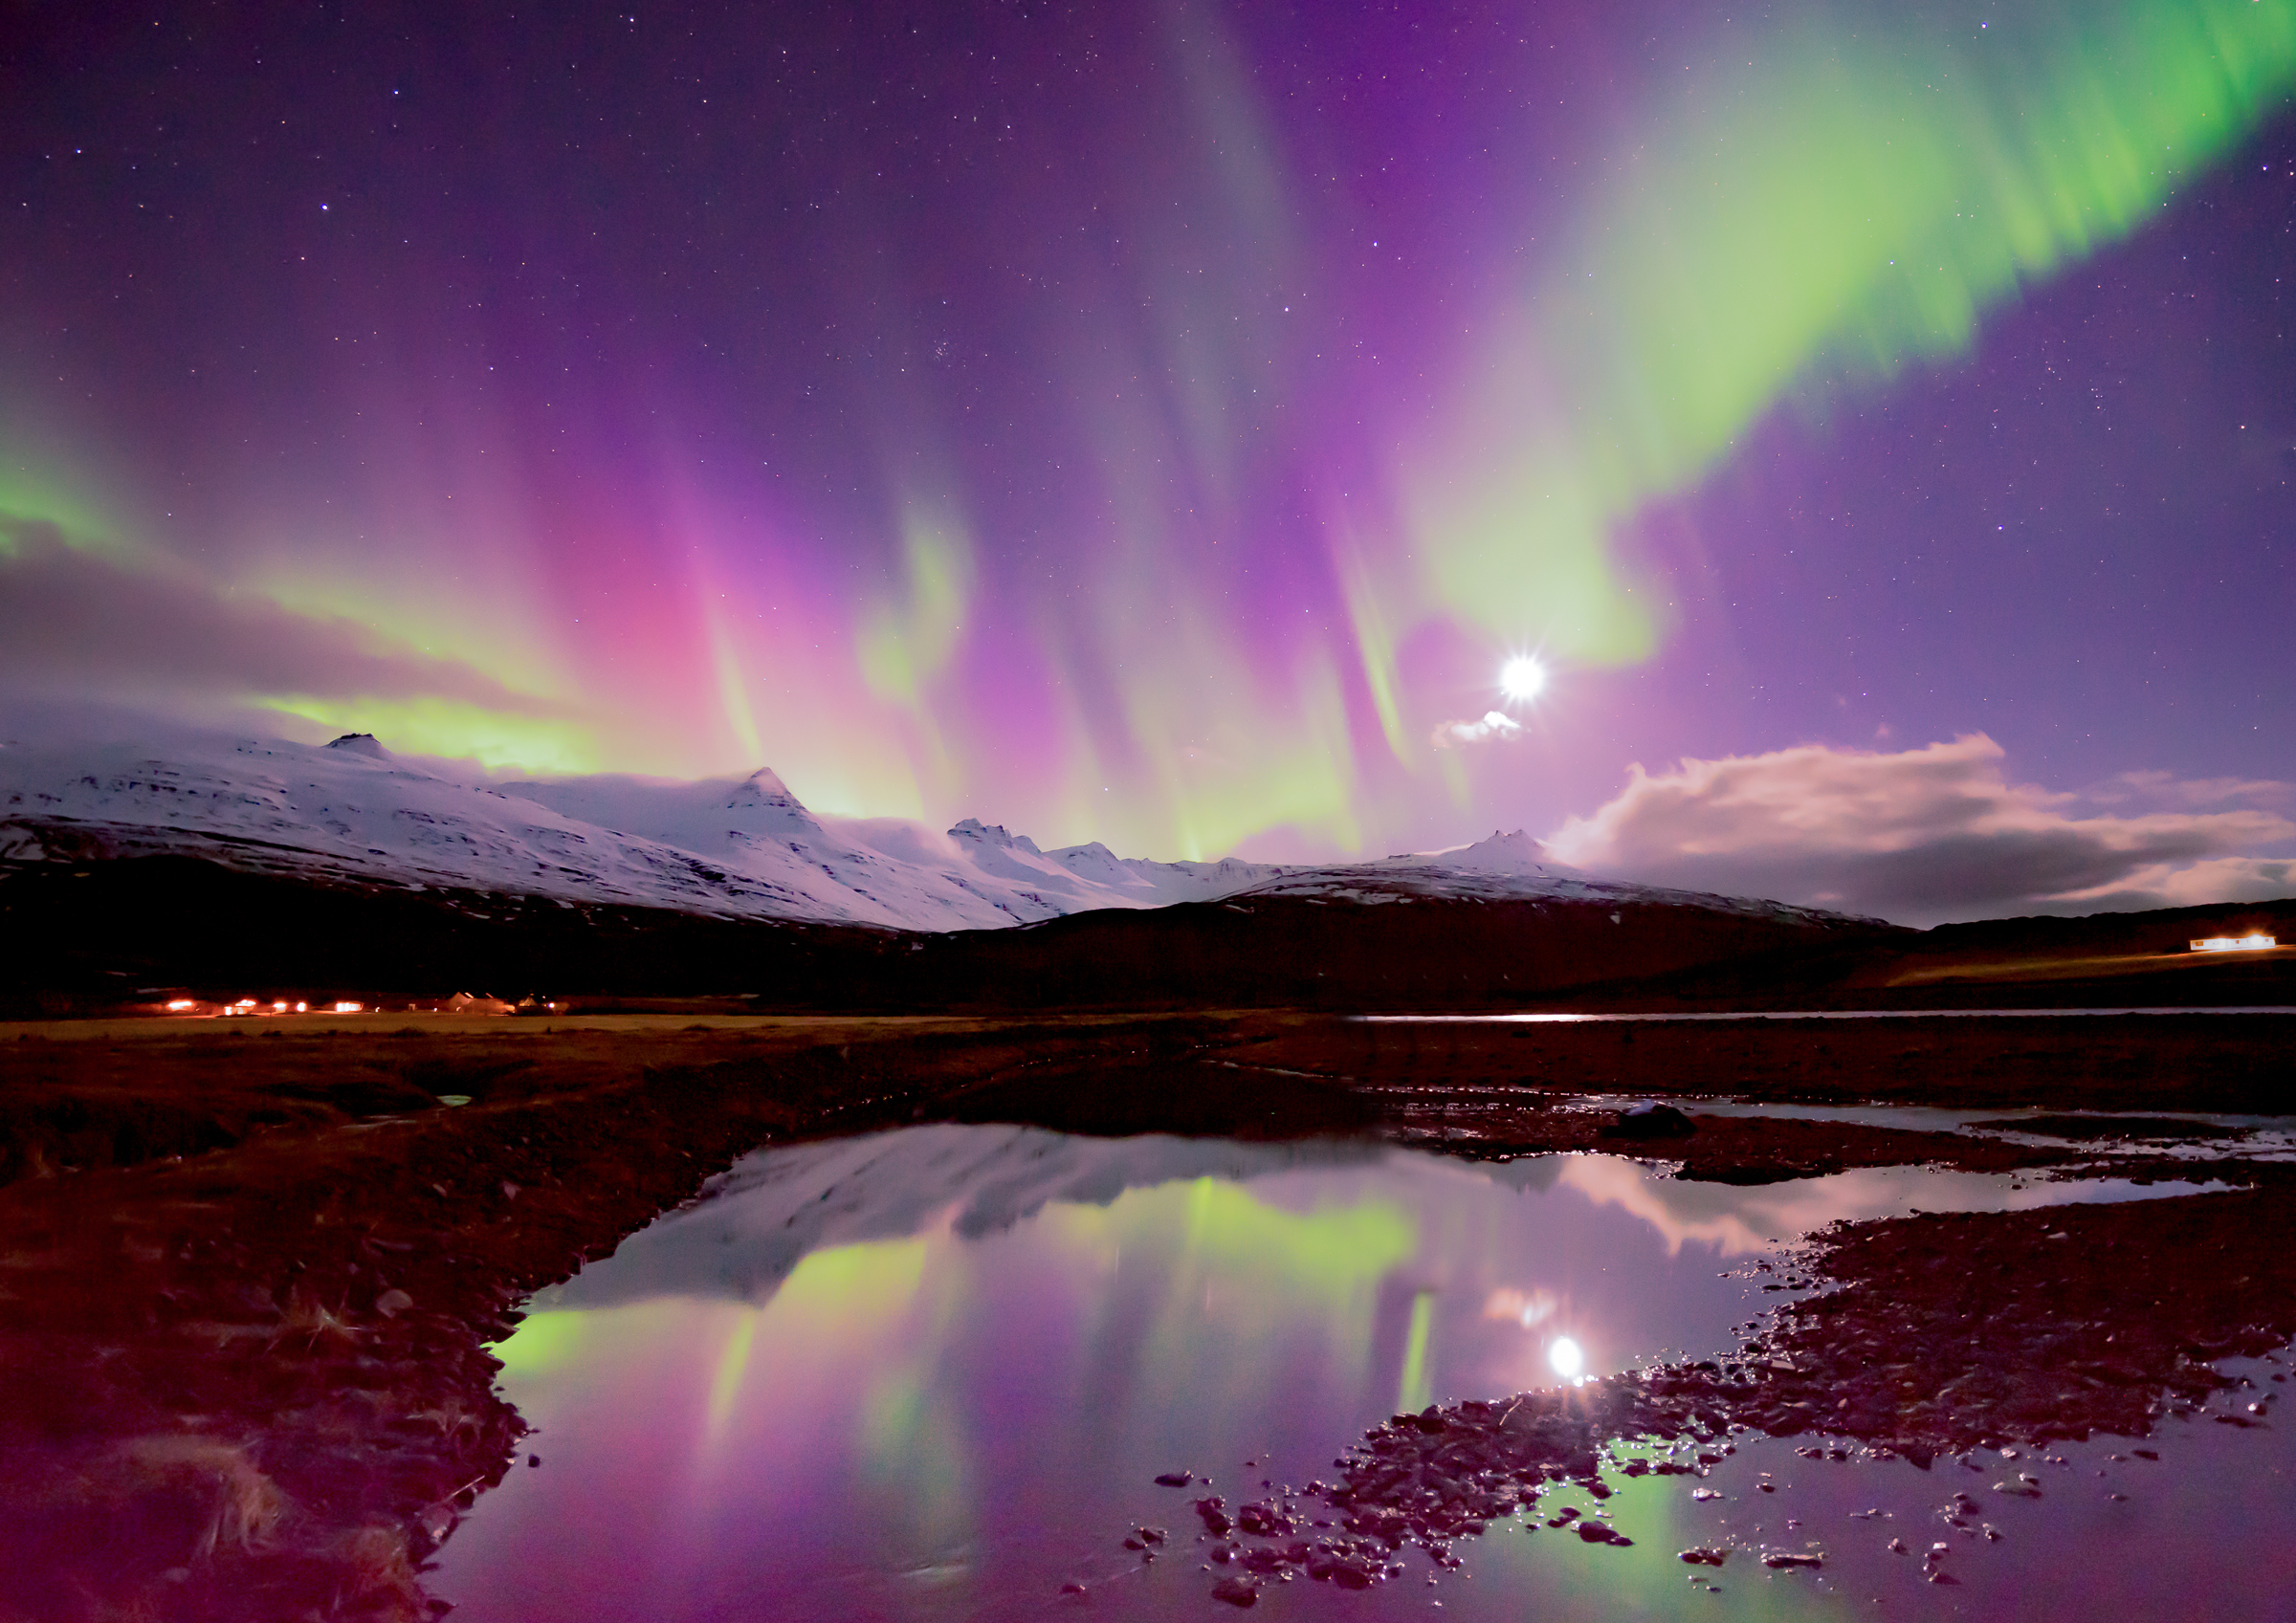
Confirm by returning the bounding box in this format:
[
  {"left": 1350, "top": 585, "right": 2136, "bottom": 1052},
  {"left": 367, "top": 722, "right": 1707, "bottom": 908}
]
[
  {"left": 1545, "top": 735, "right": 2296, "bottom": 924},
  {"left": 2078, "top": 769, "right": 2291, "bottom": 811},
  {"left": 1430, "top": 710, "right": 1522, "bottom": 750},
  {"left": 2046, "top": 856, "right": 2296, "bottom": 913}
]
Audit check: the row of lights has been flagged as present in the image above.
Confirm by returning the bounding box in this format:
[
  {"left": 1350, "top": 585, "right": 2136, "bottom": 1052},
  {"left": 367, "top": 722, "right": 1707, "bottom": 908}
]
[{"left": 161, "top": 998, "right": 365, "bottom": 1015}]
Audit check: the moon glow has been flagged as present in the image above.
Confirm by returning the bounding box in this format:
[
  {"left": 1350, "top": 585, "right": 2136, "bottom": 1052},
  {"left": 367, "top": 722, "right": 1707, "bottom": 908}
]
[{"left": 1499, "top": 656, "right": 1547, "bottom": 704}]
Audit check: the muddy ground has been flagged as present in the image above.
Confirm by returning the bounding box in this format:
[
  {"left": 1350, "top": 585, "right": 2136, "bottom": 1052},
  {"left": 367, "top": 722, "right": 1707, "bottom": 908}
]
[{"left": 1, "top": 1010, "right": 2290, "bottom": 1619}]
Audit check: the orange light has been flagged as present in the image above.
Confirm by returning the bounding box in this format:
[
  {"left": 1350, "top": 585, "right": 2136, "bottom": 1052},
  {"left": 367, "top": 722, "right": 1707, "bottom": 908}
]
[
  {"left": 165, "top": 998, "right": 197, "bottom": 1013},
  {"left": 332, "top": 1001, "right": 364, "bottom": 1014},
  {"left": 2190, "top": 933, "right": 2277, "bottom": 953}
]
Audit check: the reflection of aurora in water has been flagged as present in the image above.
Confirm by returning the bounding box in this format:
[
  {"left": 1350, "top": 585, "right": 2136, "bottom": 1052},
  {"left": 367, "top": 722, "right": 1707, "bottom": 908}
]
[{"left": 431, "top": 1129, "right": 2235, "bottom": 1619}]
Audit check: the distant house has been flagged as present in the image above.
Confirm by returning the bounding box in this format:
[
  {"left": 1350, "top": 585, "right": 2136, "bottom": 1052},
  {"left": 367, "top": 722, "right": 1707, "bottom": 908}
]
[{"left": 2189, "top": 933, "right": 2278, "bottom": 953}]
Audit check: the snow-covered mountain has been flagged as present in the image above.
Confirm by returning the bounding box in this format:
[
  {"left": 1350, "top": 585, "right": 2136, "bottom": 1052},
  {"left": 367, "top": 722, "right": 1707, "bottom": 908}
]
[
  {"left": 1229, "top": 831, "right": 1872, "bottom": 928},
  {"left": 0, "top": 723, "right": 1874, "bottom": 932},
  {"left": 0, "top": 728, "right": 1294, "bottom": 932}
]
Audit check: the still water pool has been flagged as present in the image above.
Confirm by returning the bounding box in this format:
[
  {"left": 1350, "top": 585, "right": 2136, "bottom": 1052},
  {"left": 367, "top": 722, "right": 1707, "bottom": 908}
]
[{"left": 430, "top": 1128, "right": 2288, "bottom": 1620}]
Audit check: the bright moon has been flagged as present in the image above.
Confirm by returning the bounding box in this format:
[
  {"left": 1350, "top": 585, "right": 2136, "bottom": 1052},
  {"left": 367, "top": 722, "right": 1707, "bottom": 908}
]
[
  {"left": 1548, "top": 1336, "right": 1583, "bottom": 1379},
  {"left": 1499, "top": 656, "right": 1546, "bottom": 703}
]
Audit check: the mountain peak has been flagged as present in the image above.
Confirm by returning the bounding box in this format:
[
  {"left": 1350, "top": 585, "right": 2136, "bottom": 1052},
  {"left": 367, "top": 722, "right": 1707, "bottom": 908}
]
[
  {"left": 323, "top": 733, "right": 389, "bottom": 760},
  {"left": 1390, "top": 827, "right": 1577, "bottom": 876},
  {"left": 716, "top": 766, "right": 821, "bottom": 838},
  {"left": 728, "top": 766, "right": 803, "bottom": 807},
  {"left": 950, "top": 817, "right": 1045, "bottom": 855}
]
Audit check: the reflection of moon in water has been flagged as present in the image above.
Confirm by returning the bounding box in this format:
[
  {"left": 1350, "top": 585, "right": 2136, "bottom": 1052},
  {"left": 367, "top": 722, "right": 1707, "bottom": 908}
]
[{"left": 1499, "top": 655, "right": 1546, "bottom": 703}]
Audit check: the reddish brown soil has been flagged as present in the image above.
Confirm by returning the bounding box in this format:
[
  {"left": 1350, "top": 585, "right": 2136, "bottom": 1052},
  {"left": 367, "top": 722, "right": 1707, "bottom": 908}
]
[
  {"left": 0, "top": 1018, "right": 1218, "bottom": 1621},
  {"left": 1725, "top": 1180, "right": 2296, "bottom": 1454},
  {"left": 1, "top": 1009, "right": 2289, "bottom": 1618}
]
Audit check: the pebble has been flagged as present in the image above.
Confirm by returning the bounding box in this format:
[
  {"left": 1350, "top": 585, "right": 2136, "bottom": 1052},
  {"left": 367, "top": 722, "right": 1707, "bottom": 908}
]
[
  {"left": 1209, "top": 1576, "right": 1259, "bottom": 1608},
  {"left": 1121, "top": 1304, "right": 2230, "bottom": 1612}
]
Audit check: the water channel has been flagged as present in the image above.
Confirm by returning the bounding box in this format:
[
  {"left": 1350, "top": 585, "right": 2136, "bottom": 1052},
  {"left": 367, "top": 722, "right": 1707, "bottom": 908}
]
[{"left": 427, "top": 1125, "right": 2291, "bottom": 1619}]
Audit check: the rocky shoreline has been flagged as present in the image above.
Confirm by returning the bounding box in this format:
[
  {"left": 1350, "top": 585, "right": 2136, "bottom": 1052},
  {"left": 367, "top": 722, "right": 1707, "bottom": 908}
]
[{"left": 1, "top": 1010, "right": 2288, "bottom": 1617}]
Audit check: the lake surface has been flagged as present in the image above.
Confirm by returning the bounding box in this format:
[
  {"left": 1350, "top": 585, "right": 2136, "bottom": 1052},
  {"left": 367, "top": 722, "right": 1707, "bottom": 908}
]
[
  {"left": 430, "top": 1127, "right": 2289, "bottom": 1620},
  {"left": 1358, "top": 1008, "right": 2296, "bottom": 1021}
]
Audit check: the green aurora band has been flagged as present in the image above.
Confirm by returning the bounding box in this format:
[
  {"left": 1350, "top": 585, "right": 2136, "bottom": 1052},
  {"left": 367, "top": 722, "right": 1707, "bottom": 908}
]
[{"left": 1396, "top": 0, "right": 2296, "bottom": 676}]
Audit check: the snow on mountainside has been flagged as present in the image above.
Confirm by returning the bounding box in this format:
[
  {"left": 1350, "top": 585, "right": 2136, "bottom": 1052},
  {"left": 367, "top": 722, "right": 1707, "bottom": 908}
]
[
  {"left": 948, "top": 818, "right": 1283, "bottom": 908},
  {"left": 0, "top": 727, "right": 1286, "bottom": 931},
  {"left": 0, "top": 724, "right": 1879, "bottom": 932},
  {"left": 1233, "top": 829, "right": 1879, "bottom": 929}
]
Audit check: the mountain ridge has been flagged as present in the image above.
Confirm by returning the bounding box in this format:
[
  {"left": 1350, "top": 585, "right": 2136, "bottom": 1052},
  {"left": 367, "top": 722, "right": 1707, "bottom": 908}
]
[{"left": 0, "top": 724, "right": 1884, "bottom": 934}]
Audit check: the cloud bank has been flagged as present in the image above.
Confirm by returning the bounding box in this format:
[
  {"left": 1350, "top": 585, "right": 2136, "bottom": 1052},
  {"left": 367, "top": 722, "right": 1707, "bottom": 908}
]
[
  {"left": 0, "top": 519, "right": 566, "bottom": 721},
  {"left": 1546, "top": 735, "right": 2296, "bottom": 925}
]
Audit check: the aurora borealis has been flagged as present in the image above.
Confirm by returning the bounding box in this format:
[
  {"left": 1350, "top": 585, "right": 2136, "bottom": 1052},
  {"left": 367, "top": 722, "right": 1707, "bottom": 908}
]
[{"left": 4, "top": 1, "right": 2292, "bottom": 895}]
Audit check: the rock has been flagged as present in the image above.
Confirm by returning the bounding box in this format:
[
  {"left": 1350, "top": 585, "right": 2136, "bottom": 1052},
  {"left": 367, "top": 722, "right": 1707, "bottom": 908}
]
[
  {"left": 1605, "top": 1103, "right": 1697, "bottom": 1139},
  {"left": 1154, "top": 1471, "right": 1193, "bottom": 1487},
  {"left": 1210, "top": 1576, "right": 1260, "bottom": 1608}
]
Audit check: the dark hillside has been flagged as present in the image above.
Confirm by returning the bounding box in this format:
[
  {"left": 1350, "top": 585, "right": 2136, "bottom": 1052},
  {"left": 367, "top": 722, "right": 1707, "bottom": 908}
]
[
  {"left": 903, "top": 889, "right": 1903, "bottom": 1011},
  {"left": 6, "top": 852, "right": 2287, "bottom": 1019}
]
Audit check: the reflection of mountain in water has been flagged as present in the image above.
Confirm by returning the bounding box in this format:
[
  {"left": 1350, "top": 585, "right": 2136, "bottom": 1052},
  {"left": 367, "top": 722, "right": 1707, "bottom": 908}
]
[
  {"left": 537, "top": 1125, "right": 1393, "bottom": 1310},
  {"left": 540, "top": 1121, "right": 2226, "bottom": 1314}
]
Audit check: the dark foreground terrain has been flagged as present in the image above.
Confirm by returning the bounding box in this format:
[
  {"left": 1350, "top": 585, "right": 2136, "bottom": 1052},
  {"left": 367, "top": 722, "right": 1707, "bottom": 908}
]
[
  {"left": 6, "top": 851, "right": 2294, "bottom": 1018},
  {"left": 2, "top": 1008, "right": 2293, "bottom": 1618}
]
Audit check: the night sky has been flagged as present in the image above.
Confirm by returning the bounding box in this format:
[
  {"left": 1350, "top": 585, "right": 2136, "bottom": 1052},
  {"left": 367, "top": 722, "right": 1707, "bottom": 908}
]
[{"left": 3, "top": 1, "right": 2292, "bottom": 918}]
